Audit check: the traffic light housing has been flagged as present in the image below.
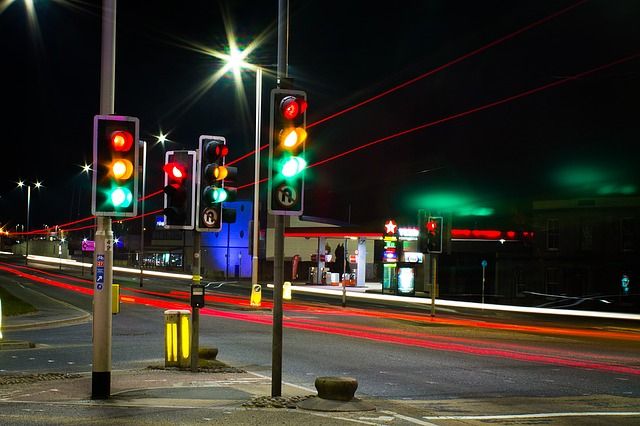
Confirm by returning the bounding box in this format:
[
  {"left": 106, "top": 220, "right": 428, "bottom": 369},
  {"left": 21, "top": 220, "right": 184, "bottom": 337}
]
[
  {"left": 268, "top": 89, "right": 307, "bottom": 216},
  {"left": 425, "top": 216, "right": 443, "bottom": 254},
  {"left": 92, "top": 115, "right": 139, "bottom": 217},
  {"left": 163, "top": 150, "right": 196, "bottom": 230},
  {"left": 196, "top": 135, "right": 236, "bottom": 232}
]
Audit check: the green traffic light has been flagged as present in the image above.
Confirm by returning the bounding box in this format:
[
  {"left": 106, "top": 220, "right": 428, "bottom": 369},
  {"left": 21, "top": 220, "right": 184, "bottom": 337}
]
[
  {"left": 281, "top": 156, "right": 306, "bottom": 177},
  {"left": 203, "top": 186, "right": 227, "bottom": 204},
  {"left": 109, "top": 187, "right": 133, "bottom": 208}
]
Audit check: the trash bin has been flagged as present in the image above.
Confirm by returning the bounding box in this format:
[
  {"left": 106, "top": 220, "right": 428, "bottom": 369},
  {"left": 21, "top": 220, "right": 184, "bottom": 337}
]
[
  {"left": 309, "top": 266, "right": 317, "bottom": 284},
  {"left": 164, "top": 309, "right": 191, "bottom": 368}
]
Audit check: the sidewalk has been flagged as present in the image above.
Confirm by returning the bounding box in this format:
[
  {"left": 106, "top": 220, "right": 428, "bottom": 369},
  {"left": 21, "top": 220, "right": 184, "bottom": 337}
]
[{"left": 0, "top": 368, "right": 411, "bottom": 425}]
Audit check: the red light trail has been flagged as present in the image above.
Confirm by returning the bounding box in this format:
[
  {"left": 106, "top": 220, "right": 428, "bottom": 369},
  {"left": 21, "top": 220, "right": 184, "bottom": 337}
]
[
  {"left": 308, "top": 51, "right": 640, "bottom": 170},
  {"left": 2, "top": 262, "right": 638, "bottom": 376}
]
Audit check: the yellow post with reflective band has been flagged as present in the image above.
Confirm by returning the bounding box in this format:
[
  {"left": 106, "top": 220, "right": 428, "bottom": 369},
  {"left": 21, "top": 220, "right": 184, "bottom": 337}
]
[
  {"left": 250, "top": 284, "right": 262, "bottom": 307},
  {"left": 112, "top": 284, "right": 120, "bottom": 314},
  {"left": 283, "top": 281, "right": 292, "bottom": 300},
  {"left": 164, "top": 309, "right": 191, "bottom": 368}
]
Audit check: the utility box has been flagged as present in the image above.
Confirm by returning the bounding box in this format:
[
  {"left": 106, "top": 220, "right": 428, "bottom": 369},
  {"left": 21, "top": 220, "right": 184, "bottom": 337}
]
[
  {"left": 164, "top": 309, "right": 191, "bottom": 368},
  {"left": 190, "top": 284, "right": 205, "bottom": 308}
]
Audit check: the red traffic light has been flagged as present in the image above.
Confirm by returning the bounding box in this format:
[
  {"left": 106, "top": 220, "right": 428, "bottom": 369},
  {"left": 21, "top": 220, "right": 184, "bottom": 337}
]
[
  {"left": 110, "top": 130, "right": 133, "bottom": 151},
  {"left": 426, "top": 220, "right": 438, "bottom": 233},
  {"left": 163, "top": 162, "right": 186, "bottom": 182},
  {"left": 280, "top": 96, "right": 307, "bottom": 120},
  {"left": 204, "top": 140, "right": 228, "bottom": 160}
]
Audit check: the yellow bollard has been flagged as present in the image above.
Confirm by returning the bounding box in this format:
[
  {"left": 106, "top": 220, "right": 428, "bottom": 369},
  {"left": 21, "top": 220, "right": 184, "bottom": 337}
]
[
  {"left": 250, "top": 284, "right": 262, "bottom": 307},
  {"left": 164, "top": 309, "right": 191, "bottom": 368},
  {"left": 283, "top": 281, "right": 292, "bottom": 300},
  {"left": 112, "top": 284, "right": 120, "bottom": 315}
]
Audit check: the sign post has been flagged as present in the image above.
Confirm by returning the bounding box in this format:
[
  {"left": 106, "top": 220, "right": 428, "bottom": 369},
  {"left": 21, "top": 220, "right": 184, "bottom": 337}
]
[{"left": 481, "top": 259, "right": 488, "bottom": 306}]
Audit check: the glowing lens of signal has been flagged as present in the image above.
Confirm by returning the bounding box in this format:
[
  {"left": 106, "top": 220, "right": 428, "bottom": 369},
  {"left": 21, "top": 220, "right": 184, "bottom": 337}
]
[
  {"left": 214, "top": 166, "right": 228, "bottom": 180},
  {"left": 110, "top": 131, "right": 133, "bottom": 151},
  {"left": 110, "top": 187, "right": 133, "bottom": 208},
  {"left": 281, "top": 96, "right": 299, "bottom": 120},
  {"left": 212, "top": 187, "right": 228, "bottom": 202},
  {"left": 112, "top": 159, "right": 133, "bottom": 180},
  {"left": 280, "top": 127, "right": 307, "bottom": 148},
  {"left": 281, "top": 156, "right": 306, "bottom": 177},
  {"left": 163, "top": 163, "right": 186, "bottom": 182}
]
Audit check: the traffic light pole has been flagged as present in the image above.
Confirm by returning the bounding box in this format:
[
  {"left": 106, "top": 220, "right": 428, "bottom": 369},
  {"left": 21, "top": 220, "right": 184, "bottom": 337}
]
[
  {"left": 271, "top": 0, "right": 288, "bottom": 398},
  {"left": 431, "top": 255, "right": 437, "bottom": 317},
  {"left": 251, "top": 67, "right": 262, "bottom": 288},
  {"left": 93, "top": 0, "right": 116, "bottom": 400},
  {"left": 191, "top": 230, "right": 201, "bottom": 372},
  {"left": 92, "top": 217, "right": 113, "bottom": 398},
  {"left": 139, "top": 140, "right": 147, "bottom": 288}
]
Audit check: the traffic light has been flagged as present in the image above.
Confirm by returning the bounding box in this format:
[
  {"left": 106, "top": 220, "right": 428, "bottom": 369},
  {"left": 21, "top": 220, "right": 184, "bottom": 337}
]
[
  {"left": 196, "top": 135, "right": 237, "bottom": 232},
  {"left": 163, "top": 150, "right": 196, "bottom": 229},
  {"left": 268, "top": 89, "right": 307, "bottom": 216},
  {"left": 92, "top": 115, "right": 139, "bottom": 217},
  {"left": 425, "top": 216, "right": 443, "bottom": 254}
]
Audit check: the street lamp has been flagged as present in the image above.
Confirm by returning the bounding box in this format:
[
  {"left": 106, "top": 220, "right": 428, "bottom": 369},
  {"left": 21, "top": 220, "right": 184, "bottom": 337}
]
[
  {"left": 221, "top": 48, "right": 263, "bottom": 287},
  {"left": 16, "top": 179, "right": 43, "bottom": 265}
]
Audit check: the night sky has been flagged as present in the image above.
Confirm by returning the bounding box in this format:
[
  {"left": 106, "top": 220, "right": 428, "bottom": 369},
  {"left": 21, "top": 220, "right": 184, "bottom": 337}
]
[{"left": 1, "top": 0, "right": 639, "bottom": 233}]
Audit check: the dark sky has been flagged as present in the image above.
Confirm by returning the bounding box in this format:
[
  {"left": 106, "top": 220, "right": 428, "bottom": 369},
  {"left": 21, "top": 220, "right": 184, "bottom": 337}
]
[{"left": 1, "top": 0, "right": 639, "bottom": 232}]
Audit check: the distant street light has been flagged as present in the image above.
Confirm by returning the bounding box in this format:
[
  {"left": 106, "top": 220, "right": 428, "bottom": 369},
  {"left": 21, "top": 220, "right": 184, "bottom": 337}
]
[
  {"left": 16, "top": 179, "right": 44, "bottom": 265},
  {"left": 154, "top": 131, "right": 170, "bottom": 149}
]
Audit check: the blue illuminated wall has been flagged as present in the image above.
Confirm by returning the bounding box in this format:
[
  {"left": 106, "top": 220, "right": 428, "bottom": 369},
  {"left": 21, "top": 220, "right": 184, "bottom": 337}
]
[{"left": 200, "top": 200, "right": 252, "bottom": 279}]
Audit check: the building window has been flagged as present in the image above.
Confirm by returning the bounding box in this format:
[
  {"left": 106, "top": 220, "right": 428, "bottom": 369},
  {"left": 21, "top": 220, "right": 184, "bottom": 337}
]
[
  {"left": 621, "top": 218, "right": 635, "bottom": 252},
  {"left": 547, "top": 219, "right": 559, "bottom": 250},
  {"left": 580, "top": 222, "right": 593, "bottom": 251}
]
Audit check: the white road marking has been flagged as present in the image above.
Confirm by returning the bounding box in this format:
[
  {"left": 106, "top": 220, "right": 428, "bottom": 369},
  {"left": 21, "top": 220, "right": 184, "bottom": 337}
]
[
  {"left": 424, "top": 411, "right": 640, "bottom": 420},
  {"left": 380, "top": 410, "right": 438, "bottom": 425}
]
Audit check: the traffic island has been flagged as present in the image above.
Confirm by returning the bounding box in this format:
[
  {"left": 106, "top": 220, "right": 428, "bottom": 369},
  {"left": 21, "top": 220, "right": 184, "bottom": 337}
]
[
  {"left": 297, "top": 376, "right": 375, "bottom": 412},
  {"left": 0, "top": 339, "right": 35, "bottom": 350}
]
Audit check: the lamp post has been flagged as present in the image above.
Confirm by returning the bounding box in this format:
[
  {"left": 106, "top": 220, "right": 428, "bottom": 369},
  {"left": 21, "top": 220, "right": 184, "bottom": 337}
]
[
  {"left": 221, "top": 50, "right": 263, "bottom": 287},
  {"left": 252, "top": 67, "right": 262, "bottom": 287},
  {"left": 17, "top": 180, "right": 42, "bottom": 265},
  {"left": 139, "top": 140, "right": 147, "bottom": 287}
]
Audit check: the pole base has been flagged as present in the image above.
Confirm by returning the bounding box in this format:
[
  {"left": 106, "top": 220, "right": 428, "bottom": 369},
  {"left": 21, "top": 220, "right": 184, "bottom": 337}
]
[{"left": 91, "top": 371, "right": 111, "bottom": 399}]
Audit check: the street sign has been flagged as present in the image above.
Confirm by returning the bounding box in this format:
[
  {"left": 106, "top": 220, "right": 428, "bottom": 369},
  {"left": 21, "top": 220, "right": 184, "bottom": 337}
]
[
  {"left": 96, "top": 254, "right": 105, "bottom": 291},
  {"left": 82, "top": 240, "right": 95, "bottom": 252}
]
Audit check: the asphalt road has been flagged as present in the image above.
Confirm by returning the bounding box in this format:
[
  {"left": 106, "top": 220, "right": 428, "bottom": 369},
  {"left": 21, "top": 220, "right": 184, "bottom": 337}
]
[{"left": 2, "top": 258, "right": 640, "bottom": 425}]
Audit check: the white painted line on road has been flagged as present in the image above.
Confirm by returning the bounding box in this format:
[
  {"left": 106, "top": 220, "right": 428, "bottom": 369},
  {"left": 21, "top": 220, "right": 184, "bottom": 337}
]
[
  {"left": 423, "top": 411, "right": 640, "bottom": 420},
  {"left": 379, "top": 410, "right": 438, "bottom": 425}
]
